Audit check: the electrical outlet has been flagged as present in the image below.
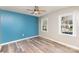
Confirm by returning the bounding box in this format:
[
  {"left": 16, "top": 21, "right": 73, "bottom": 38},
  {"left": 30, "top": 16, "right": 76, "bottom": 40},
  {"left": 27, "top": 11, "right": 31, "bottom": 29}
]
[{"left": 22, "top": 34, "right": 24, "bottom": 36}]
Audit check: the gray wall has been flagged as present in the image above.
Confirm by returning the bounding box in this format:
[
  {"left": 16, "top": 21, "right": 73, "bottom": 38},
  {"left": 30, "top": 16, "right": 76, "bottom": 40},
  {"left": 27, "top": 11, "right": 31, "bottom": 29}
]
[{"left": 39, "top": 7, "right": 79, "bottom": 48}]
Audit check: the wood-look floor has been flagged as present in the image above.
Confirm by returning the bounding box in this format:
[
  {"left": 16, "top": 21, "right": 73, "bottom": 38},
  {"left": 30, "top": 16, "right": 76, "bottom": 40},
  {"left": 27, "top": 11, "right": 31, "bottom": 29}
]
[{"left": 0, "top": 37, "right": 79, "bottom": 53}]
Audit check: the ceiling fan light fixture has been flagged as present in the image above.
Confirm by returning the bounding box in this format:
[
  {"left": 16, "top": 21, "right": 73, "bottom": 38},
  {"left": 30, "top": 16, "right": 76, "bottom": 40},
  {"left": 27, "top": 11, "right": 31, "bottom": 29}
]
[
  {"left": 33, "top": 11, "right": 39, "bottom": 15},
  {"left": 26, "top": 6, "right": 46, "bottom": 15}
]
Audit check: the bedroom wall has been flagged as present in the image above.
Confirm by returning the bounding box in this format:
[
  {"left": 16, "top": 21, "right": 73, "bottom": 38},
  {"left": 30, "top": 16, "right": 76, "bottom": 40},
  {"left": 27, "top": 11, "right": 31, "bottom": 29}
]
[
  {"left": 1, "top": 9, "right": 38, "bottom": 44},
  {"left": 39, "top": 7, "right": 79, "bottom": 49}
]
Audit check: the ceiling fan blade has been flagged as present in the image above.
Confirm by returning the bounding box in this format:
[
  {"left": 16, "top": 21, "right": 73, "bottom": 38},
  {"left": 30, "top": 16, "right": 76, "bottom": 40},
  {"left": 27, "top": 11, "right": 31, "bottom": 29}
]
[
  {"left": 38, "top": 12, "right": 42, "bottom": 14},
  {"left": 26, "top": 9, "right": 33, "bottom": 11},
  {"left": 38, "top": 10, "right": 46, "bottom": 12}
]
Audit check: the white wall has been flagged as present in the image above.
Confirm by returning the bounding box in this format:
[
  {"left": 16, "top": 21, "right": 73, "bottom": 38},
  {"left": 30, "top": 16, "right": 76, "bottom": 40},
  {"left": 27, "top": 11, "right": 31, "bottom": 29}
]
[{"left": 39, "top": 7, "right": 79, "bottom": 49}]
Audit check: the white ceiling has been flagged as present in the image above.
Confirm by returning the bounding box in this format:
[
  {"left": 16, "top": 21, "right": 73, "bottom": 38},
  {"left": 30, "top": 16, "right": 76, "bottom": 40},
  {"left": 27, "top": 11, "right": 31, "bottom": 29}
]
[{"left": 0, "top": 6, "right": 69, "bottom": 17}]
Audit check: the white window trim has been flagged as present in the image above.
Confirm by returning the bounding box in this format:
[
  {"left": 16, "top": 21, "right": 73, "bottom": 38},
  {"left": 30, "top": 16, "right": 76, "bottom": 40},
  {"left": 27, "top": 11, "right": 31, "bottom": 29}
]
[{"left": 59, "top": 12, "right": 76, "bottom": 37}]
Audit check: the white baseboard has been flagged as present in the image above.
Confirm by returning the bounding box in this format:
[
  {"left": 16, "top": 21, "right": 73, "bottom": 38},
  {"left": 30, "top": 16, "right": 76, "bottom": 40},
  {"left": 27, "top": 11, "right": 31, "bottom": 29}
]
[
  {"left": 39, "top": 35, "right": 79, "bottom": 51},
  {"left": 0, "top": 35, "right": 38, "bottom": 46}
]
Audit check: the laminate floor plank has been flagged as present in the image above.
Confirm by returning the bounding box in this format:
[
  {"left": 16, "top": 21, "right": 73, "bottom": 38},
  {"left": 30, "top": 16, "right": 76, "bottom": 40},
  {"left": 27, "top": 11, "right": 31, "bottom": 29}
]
[{"left": 0, "top": 37, "right": 79, "bottom": 53}]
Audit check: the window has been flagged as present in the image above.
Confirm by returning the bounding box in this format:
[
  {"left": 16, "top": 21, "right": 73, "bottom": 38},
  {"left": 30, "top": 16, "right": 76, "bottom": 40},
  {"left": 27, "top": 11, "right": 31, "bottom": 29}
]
[
  {"left": 41, "top": 18, "right": 48, "bottom": 32},
  {"left": 59, "top": 13, "right": 76, "bottom": 36}
]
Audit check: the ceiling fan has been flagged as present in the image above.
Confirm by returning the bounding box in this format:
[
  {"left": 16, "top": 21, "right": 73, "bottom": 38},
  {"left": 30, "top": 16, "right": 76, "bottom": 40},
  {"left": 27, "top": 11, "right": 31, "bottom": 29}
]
[{"left": 26, "top": 6, "right": 46, "bottom": 15}]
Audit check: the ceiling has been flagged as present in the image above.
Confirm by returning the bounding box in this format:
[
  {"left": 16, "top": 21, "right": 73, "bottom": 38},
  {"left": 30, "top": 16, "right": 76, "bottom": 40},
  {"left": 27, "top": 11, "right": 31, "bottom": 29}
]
[{"left": 0, "top": 6, "right": 69, "bottom": 17}]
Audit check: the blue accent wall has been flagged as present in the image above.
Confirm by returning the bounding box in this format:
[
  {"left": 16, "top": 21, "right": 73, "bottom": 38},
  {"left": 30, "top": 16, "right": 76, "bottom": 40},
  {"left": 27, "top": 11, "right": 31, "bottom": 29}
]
[{"left": 0, "top": 9, "right": 38, "bottom": 44}]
